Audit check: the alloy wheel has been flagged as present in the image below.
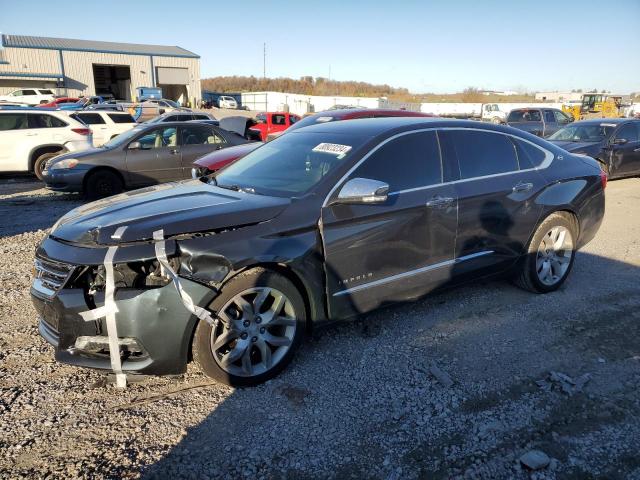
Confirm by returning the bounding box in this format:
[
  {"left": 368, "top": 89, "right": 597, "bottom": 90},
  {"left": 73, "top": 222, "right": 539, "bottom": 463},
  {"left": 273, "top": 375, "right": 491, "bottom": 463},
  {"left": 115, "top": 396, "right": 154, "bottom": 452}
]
[
  {"left": 210, "top": 287, "right": 297, "bottom": 377},
  {"left": 536, "top": 226, "right": 573, "bottom": 286}
]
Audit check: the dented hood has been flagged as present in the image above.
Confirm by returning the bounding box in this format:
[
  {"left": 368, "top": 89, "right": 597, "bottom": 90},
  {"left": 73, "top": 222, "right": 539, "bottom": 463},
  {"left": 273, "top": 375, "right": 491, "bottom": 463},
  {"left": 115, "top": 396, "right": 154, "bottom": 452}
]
[{"left": 51, "top": 180, "right": 290, "bottom": 246}]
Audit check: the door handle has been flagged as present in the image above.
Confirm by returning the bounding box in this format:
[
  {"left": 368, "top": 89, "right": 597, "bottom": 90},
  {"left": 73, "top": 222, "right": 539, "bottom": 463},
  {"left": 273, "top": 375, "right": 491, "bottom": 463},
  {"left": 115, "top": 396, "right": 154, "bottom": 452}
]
[
  {"left": 426, "top": 195, "right": 454, "bottom": 208},
  {"left": 512, "top": 182, "right": 534, "bottom": 193},
  {"left": 26, "top": 133, "right": 38, "bottom": 137},
  {"left": 169, "top": 148, "right": 180, "bottom": 155},
  {"left": 634, "top": 147, "right": 640, "bottom": 152}
]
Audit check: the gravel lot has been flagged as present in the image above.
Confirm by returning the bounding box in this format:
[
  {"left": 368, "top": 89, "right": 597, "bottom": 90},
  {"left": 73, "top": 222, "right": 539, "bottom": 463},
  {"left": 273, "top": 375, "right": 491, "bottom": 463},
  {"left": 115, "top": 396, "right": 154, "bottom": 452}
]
[{"left": 1, "top": 176, "right": 639, "bottom": 479}]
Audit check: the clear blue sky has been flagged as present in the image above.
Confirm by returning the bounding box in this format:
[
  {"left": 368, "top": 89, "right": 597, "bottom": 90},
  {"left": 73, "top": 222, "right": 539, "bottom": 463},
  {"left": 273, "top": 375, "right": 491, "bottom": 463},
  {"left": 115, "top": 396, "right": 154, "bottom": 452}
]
[{"left": 2, "top": 0, "right": 639, "bottom": 94}]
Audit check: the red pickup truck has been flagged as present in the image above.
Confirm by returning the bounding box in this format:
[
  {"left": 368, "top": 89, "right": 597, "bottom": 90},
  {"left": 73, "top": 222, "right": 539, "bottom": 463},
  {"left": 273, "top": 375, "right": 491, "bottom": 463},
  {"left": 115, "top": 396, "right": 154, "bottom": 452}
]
[{"left": 249, "top": 112, "right": 301, "bottom": 141}]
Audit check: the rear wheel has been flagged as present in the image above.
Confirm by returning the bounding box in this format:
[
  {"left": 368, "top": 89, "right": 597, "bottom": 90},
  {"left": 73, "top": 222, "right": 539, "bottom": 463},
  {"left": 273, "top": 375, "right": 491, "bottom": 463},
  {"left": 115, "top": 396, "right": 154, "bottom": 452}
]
[
  {"left": 84, "top": 169, "right": 123, "bottom": 200},
  {"left": 193, "top": 268, "right": 305, "bottom": 386},
  {"left": 33, "top": 152, "right": 61, "bottom": 180},
  {"left": 514, "top": 212, "right": 578, "bottom": 293}
]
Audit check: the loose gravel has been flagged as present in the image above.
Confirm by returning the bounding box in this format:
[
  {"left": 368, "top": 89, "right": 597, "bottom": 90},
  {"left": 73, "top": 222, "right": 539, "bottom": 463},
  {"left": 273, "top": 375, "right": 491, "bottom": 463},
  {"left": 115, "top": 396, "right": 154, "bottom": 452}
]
[{"left": 1, "top": 176, "right": 639, "bottom": 479}]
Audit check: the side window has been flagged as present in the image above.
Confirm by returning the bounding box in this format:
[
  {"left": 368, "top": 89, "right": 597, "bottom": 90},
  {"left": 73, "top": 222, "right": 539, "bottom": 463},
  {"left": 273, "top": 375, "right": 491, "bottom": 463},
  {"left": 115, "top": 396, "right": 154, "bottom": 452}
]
[
  {"left": 289, "top": 115, "right": 299, "bottom": 124},
  {"left": 615, "top": 124, "right": 639, "bottom": 143},
  {"left": 23, "top": 90, "right": 37, "bottom": 96},
  {"left": 28, "top": 114, "right": 67, "bottom": 129},
  {"left": 512, "top": 138, "right": 548, "bottom": 169},
  {"left": 107, "top": 113, "right": 136, "bottom": 124},
  {"left": 193, "top": 115, "right": 209, "bottom": 120},
  {"left": 449, "top": 130, "right": 519, "bottom": 179},
  {"left": 11, "top": 90, "right": 23, "bottom": 96},
  {"left": 272, "top": 114, "right": 286, "bottom": 126},
  {"left": 544, "top": 110, "right": 555, "bottom": 123},
  {"left": 507, "top": 110, "right": 524, "bottom": 122},
  {"left": 0, "top": 114, "right": 28, "bottom": 131},
  {"left": 554, "top": 111, "right": 570, "bottom": 124},
  {"left": 137, "top": 127, "right": 177, "bottom": 149},
  {"left": 351, "top": 131, "right": 442, "bottom": 192},
  {"left": 164, "top": 115, "right": 179, "bottom": 122},
  {"left": 76, "top": 113, "right": 105, "bottom": 125},
  {"left": 181, "top": 126, "right": 225, "bottom": 145}
]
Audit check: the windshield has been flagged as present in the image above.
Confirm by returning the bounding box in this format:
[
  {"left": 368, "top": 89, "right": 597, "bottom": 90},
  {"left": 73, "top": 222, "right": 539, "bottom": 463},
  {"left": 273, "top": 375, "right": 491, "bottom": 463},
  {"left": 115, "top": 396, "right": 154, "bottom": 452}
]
[
  {"left": 101, "top": 126, "right": 144, "bottom": 148},
  {"left": 214, "top": 132, "right": 364, "bottom": 197},
  {"left": 163, "top": 99, "right": 179, "bottom": 108},
  {"left": 548, "top": 124, "right": 616, "bottom": 142}
]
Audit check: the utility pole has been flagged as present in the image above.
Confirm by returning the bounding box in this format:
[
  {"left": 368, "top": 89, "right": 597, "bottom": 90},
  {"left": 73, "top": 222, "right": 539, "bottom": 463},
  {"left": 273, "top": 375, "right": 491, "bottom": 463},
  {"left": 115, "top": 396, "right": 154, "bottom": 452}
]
[{"left": 263, "top": 42, "right": 266, "bottom": 79}]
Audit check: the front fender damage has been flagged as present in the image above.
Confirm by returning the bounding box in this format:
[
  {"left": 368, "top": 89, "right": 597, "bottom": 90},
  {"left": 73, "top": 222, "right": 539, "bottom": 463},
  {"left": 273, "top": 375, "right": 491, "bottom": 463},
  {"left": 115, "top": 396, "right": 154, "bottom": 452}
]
[{"left": 178, "top": 243, "right": 233, "bottom": 286}]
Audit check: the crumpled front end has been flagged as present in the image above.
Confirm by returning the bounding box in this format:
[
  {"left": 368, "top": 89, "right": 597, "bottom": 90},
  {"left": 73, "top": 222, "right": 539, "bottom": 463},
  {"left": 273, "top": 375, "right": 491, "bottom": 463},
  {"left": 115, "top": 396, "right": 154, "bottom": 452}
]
[{"left": 31, "top": 236, "right": 220, "bottom": 375}]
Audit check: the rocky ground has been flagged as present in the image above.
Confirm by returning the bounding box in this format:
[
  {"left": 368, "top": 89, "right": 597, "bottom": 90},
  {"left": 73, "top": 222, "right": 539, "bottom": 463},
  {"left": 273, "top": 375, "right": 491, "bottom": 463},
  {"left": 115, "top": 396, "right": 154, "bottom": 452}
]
[{"left": 0, "top": 176, "right": 639, "bottom": 480}]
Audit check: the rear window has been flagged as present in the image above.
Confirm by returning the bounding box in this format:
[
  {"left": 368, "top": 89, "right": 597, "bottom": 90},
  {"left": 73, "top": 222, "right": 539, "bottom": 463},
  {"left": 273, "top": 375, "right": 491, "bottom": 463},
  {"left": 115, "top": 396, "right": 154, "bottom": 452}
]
[
  {"left": 508, "top": 110, "right": 542, "bottom": 123},
  {"left": 108, "top": 113, "right": 136, "bottom": 124},
  {"left": 73, "top": 113, "right": 105, "bottom": 125},
  {"left": 512, "top": 138, "right": 547, "bottom": 169}
]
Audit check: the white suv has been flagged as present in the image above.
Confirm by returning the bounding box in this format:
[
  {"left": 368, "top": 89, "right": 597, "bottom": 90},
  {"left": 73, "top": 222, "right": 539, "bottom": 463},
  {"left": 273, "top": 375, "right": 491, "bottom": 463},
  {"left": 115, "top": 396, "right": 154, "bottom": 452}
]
[
  {"left": 0, "top": 88, "right": 56, "bottom": 106},
  {"left": 218, "top": 96, "right": 238, "bottom": 109},
  {"left": 68, "top": 111, "right": 137, "bottom": 146},
  {"left": 0, "top": 110, "right": 93, "bottom": 179}
]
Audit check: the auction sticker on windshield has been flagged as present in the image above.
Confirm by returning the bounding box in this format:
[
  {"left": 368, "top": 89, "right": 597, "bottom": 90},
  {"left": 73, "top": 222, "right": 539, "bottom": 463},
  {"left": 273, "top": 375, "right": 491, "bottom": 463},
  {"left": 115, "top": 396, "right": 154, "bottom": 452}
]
[{"left": 312, "top": 143, "right": 352, "bottom": 158}]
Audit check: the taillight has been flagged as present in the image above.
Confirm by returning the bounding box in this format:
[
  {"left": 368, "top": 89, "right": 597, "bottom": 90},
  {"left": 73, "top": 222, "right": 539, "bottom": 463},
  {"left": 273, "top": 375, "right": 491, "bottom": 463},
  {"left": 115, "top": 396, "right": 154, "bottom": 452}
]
[
  {"left": 599, "top": 169, "right": 607, "bottom": 190},
  {"left": 71, "top": 128, "right": 91, "bottom": 136}
]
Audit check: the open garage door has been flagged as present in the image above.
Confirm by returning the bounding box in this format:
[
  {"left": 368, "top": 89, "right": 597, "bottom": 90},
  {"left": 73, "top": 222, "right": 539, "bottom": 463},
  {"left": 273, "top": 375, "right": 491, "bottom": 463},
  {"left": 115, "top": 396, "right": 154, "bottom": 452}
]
[
  {"left": 156, "top": 67, "right": 189, "bottom": 106},
  {"left": 92, "top": 64, "right": 132, "bottom": 100}
]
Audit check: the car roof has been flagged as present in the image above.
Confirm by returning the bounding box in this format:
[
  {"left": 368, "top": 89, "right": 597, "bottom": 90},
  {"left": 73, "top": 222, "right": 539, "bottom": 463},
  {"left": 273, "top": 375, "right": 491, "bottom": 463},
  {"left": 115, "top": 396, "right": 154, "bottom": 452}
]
[
  {"left": 311, "top": 108, "right": 430, "bottom": 119},
  {"left": 571, "top": 118, "right": 636, "bottom": 125},
  {"left": 291, "top": 116, "right": 518, "bottom": 137}
]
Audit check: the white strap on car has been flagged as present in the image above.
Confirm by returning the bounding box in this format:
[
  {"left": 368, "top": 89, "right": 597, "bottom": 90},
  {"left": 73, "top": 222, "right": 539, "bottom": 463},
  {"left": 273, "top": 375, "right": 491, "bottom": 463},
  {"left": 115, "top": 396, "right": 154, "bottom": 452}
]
[
  {"left": 79, "top": 227, "right": 128, "bottom": 388},
  {"left": 153, "top": 229, "right": 219, "bottom": 328}
]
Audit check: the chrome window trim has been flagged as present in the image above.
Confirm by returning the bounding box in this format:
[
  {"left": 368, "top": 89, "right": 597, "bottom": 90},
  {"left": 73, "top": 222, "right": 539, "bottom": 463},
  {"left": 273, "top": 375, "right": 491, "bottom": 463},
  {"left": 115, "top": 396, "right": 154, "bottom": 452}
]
[
  {"left": 322, "top": 127, "right": 553, "bottom": 206},
  {"left": 333, "top": 250, "right": 494, "bottom": 297}
]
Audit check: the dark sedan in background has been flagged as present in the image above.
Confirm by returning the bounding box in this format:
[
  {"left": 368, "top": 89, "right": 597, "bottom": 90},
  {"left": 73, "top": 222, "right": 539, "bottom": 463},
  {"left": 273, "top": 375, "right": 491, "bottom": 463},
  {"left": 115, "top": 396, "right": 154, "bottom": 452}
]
[
  {"left": 506, "top": 108, "right": 573, "bottom": 137},
  {"left": 43, "top": 121, "right": 252, "bottom": 199},
  {"left": 32, "top": 118, "right": 606, "bottom": 386},
  {"left": 548, "top": 119, "right": 640, "bottom": 179}
]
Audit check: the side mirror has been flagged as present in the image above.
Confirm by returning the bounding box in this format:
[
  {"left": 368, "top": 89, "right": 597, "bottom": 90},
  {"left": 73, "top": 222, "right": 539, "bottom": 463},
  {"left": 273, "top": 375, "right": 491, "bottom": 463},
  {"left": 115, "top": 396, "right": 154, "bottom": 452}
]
[
  {"left": 334, "top": 178, "right": 389, "bottom": 205},
  {"left": 613, "top": 138, "right": 628, "bottom": 145}
]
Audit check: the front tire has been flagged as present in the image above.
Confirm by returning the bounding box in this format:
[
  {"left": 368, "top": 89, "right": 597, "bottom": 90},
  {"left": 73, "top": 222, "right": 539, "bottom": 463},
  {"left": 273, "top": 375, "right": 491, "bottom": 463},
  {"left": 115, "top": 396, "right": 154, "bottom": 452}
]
[
  {"left": 193, "top": 268, "right": 305, "bottom": 387},
  {"left": 514, "top": 212, "right": 578, "bottom": 293},
  {"left": 84, "top": 169, "right": 124, "bottom": 200}
]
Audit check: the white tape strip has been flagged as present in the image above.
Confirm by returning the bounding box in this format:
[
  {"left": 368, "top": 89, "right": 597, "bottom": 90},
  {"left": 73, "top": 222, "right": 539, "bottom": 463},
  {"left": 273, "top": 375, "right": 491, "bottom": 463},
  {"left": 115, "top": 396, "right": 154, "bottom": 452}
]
[
  {"left": 79, "top": 229, "right": 128, "bottom": 388},
  {"left": 152, "top": 229, "right": 218, "bottom": 328}
]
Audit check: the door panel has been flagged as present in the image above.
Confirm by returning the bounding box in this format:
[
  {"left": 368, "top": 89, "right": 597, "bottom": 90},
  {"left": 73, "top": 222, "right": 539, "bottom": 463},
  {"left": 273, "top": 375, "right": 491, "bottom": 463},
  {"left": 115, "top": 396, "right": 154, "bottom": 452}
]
[
  {"left": 322, "top": 185, "right": 457, "bottom": 319},
  {"left": 321, "top": 130, "right": 457, "bottom": 319},
  {"left": 441, "top": 129, "right": 546, "bottom": 277},
  {"left": 610, "top": 124, "right": 640, "bottom": 176},
  {"left": 178, "top": 126, "right": 226, "bottom": 178},
  {"left": 124, "top": 126, "right": 181, "bottom": 185}
]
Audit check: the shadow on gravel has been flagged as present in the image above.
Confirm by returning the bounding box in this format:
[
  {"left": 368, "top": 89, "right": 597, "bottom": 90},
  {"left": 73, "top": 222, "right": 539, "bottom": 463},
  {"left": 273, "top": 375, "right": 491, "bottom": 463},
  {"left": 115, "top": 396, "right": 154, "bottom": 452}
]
[
  {"left": 139, "top": 252, "right": 640, "bottom": 479},
  {"left": 0, "top": 190, "right": 82, "bottom": 238}
]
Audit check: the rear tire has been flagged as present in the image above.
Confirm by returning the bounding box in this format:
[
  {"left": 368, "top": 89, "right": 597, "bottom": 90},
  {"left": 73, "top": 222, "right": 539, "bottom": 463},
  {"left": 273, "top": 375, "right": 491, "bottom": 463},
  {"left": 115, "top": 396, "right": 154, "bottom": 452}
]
[
  {"left": 84, "top": 170, "right": 124, "bottom": 200},
  {"left": 193, "top": 268, "right": 305, "bottom": 387},
  {"left": 514, "top": 212, "right": 578, "bottom": 293},
  {"left": 33, "top": 152, "right": 61, "bottom": 180}
]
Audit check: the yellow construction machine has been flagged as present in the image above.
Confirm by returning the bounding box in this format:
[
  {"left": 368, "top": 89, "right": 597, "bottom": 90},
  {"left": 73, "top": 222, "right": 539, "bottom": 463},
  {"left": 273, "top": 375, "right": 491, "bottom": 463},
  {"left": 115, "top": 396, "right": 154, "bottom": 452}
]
[{"left": 562, "top": 94, "right": 624, "bottom": 121}]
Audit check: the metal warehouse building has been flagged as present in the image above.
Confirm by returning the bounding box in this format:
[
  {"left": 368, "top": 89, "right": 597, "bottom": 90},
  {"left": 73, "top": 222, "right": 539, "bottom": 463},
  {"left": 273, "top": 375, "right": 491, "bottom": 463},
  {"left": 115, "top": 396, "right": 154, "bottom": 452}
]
[{"left": 0, "top": 34, "right": 201, "bottom": 105}]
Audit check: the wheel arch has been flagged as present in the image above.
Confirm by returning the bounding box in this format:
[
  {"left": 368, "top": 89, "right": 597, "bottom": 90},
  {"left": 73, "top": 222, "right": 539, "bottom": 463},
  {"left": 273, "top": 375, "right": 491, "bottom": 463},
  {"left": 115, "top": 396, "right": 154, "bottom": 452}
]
[
  {"left": 29, "top": 144, "right": 67, "bottom": 171},
  {"left": 81, "top": 165, "right": 126, "bottom": 191},
  {"left": 526, "top": 208, "right": 580, "bottom": 252}
]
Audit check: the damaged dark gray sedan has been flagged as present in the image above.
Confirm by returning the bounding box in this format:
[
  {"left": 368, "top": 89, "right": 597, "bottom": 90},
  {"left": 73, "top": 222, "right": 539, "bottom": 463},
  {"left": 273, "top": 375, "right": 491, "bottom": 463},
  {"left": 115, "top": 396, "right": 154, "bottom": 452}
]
[{"left": 31, "top": 118, "right": 606, "bottom": 386}]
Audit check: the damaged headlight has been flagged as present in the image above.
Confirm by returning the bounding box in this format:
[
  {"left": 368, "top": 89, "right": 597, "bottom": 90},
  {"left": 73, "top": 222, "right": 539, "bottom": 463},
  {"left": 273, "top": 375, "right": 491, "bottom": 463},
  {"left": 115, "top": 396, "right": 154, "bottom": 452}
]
[{"left": 87, "top": 258, "right": 180, "bottom": 293}]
